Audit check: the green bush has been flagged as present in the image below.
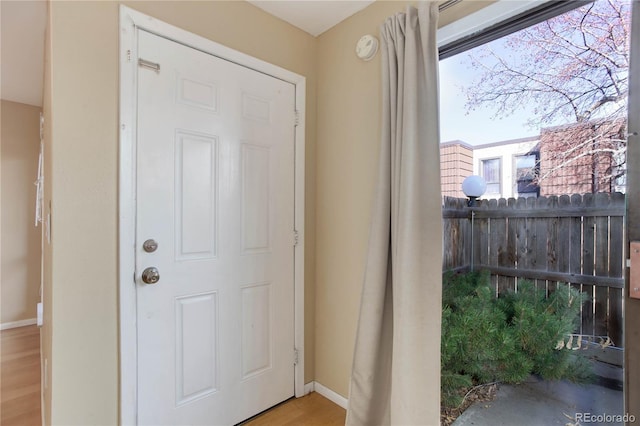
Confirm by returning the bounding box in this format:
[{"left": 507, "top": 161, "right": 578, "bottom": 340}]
[{"left": 441, "top": 270, "right": 593, "bottom": 407}]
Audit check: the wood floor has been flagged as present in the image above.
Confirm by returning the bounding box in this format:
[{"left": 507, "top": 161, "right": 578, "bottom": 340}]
[
  {"left": 1, "top": 325, "right": 345, "bottom": 426},
  {"left": 1, "top": 325, "right": 41, "bottom": 426},
  {"left": 244, "top": 392, "right": 346, "bottom": 426}
]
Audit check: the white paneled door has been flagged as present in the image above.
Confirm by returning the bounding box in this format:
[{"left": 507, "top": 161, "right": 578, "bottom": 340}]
[{"left": 135, "top": 30, "right": 295, "bottom": 425}]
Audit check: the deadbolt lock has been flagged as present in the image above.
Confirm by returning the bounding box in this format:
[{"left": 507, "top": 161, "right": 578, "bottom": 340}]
[{"left": 143, "top": 239, "right": 158, "bottom": 253}]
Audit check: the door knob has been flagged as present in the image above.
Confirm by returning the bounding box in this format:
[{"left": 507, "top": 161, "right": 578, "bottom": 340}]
[{"left": 142, "top": 267, "right": 160, "bottom": 284}]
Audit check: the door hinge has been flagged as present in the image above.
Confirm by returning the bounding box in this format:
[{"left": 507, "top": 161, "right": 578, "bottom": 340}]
[
  {"left": 294, "top": 348, "right": 299, "bottom": 365},
  {"left": 126, "top": 49, "right": 132, "bottom": 62},
  {"left": 138, "top": 58, "right": 161, "bottom": 73},
  {"left": 294, "top": 110, "right": 300, "bottom": 127},
  {"left": 293, "top": 230, "right": 299, "bottom": 247}
]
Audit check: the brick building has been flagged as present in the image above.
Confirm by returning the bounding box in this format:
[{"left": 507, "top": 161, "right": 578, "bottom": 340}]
[
  {"left": 440, "top": 141, "right": 474, "bottom": 198},
  {"left": 441, "top": 120, "right": 627, "bottom": 200},
  {"left": 538, "top": 120, "right": 626, "bottom": 196}
]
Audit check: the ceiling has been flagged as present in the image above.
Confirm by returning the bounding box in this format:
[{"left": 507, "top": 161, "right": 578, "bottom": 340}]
[
  {"left": 1, "top": 0, "right": 47, "bottom": 107},
  {"left": 0, "top": 0, "right": 374, "bottom": 108},
  {"left": 247, "top": 1, "right": 375, "bottom": 36}
]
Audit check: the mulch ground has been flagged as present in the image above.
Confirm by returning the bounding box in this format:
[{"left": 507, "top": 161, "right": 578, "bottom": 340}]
[{"left": 441, "top": 382, "right": 498, "bottom": 426}]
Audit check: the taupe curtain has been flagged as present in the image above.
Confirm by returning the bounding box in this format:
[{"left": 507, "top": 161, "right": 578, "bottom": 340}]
[{"left": 346, "top": 3, "right": 442, "bottom": 425}]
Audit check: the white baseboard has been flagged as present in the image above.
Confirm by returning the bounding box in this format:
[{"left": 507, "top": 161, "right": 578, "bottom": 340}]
[
  {"left": 304, "top": 381, "right": 315, "bottom": 395},
  {"left": 1, "top": 318, "right": 37, "bottom": 330},
  {"left": 313, "top": 381, "right": 348, "bottom": 409}
]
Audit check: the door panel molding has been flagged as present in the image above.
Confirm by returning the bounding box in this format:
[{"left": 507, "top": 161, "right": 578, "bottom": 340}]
[{"left": 119, "top": 6, "right": 306, "bottom": 424}]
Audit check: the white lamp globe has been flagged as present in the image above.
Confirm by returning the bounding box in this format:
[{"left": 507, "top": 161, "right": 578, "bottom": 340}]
[{"left": 462, "top": 175, "right": 487, "bottom": 198}]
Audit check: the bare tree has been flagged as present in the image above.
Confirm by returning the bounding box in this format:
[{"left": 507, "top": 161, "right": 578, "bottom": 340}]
[{"left": 463, "top": 0, "right": 630, "bottom": 194}]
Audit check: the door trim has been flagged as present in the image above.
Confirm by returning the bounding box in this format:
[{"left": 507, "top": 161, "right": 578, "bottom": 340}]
[
  {"left": 118, "top": 6, "right": 306, "bottom": 424},
  {"left": 626, "top": 1, "right": 640, "bottom": 419}
]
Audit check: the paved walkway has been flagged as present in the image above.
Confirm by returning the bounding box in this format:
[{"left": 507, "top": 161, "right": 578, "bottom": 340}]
[{"left": 453, "top": 373, "right": 624, "bottom": 426}]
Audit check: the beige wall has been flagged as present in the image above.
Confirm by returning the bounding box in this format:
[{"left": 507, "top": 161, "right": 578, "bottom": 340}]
[
  {"left": 44, "top": 1, "right": 316, "bottom": 424},
  {"left": 42, "top": 0, "right": 496, "bottom": 422},
  {"left": 1, "top": 100, "right": 42, "bottom": 325},
  {"left": 315, "top": 0, "right": 494, "bottom": 398}
]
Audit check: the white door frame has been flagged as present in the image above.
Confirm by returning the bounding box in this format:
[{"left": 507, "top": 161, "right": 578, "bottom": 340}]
[{"left": 118, "top": 6, "right": 306, "bottom": 424}]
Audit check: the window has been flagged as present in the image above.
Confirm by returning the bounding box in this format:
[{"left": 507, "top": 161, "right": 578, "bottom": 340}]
[
  {"left": 514, "top": 153, "right": 539, "bottom": 198},
  {"left": 439, "top": 0, "right": 629, "bottom": 197},
  {"left": 481, "top": 158, "right": 501, "bottom": 195}
]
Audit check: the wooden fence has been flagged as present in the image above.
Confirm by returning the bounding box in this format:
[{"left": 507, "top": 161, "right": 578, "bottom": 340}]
[{"left": 442, "top": 192, "right": 625, "bottom": 351}]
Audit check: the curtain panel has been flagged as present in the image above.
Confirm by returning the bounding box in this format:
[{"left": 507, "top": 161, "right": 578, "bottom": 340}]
[{"left": 346, "top": 3, "right": 442, "bottom": 425}]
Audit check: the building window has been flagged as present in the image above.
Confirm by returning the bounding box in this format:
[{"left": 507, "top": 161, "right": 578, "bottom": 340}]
[
  {"left": 481, "top": 158, "right": 501, "bottom": 195},
  {"left": 515, "top": 153, "right": 539, "bottom": 198}
]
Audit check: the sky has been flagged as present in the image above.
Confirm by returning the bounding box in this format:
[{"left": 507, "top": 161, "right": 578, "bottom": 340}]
[
  {"left": 438, "top": 51, "right": 540, "bottom": 146},
  {"left": 437, "top": 0, "right": 629, "bottom": 147}
]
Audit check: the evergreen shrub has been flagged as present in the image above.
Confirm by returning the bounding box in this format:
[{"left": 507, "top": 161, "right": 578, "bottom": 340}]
[{"left": 441, "top": 270, "right": 593, "bottom": 407}]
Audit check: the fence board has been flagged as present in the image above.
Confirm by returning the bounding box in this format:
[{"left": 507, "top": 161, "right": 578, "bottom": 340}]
[
  {"left": 475, "top": 266, "right": 623, "bottom": 288},
  {"left": 504, "top": 198, "right": 517, "bottom": 293},
  {"left": 460, "top": 197, "right": 471, "bottom": 268},
  {"left": 442, "top": 192, "right": 625, "bottom": 350},
  {"left": 594, "top": 193, "right": 610, "bottom": 336},
  {"left": 488, "top": 199, "right": 501, "bottom": 294},
  {"left": 609, "top": 193, "right": 625, "bottom": 346},
  {"left": 569, "top": 194, "right": 584, "bottom": 334},
  {"left": 468, "top": 207, "right": 624, "bottom": 218},
  {"left": 475, "top": 201, "right": 489, "bottom": 272},
  {"left": 515, "top": 197, "right": 529, "bottom": 291},
  {"left": 582, "top": 194, "right": 596, "bottom": 337},
  {"left": 557, "top": 195, "right": 571, "bottom": 277},
  {"left": 442, "top": 197, "right": 455, "bottom": 270},
  {"left": 525, "top": 197, "right": 537, "bottom": 290},
  {"left": 496, "top": 198, "right": 512, "bottom": 294},
  {"left": 547, "top": 196, "right": 560, "bottom": 294},
  {"left": 534, "top": 197, "right": 549, "bottom": 292}
]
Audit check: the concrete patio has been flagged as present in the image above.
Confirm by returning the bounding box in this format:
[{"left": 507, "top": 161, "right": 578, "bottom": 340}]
[{"left": 454, "top": 362, "right": 625, "bottom": 426}]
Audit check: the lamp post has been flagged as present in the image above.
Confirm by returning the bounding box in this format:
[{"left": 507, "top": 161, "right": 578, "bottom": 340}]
[
  {"left": 462, "top": 175, "right": 486, "bottom": 271},
  {"left": 462, "top": 175, "right": 487, "bottom": 207}
]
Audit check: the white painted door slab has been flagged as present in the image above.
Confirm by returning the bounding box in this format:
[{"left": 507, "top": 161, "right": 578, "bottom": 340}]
[{"left": 136, "top": 30, "right": 295, "bottom": 425}]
